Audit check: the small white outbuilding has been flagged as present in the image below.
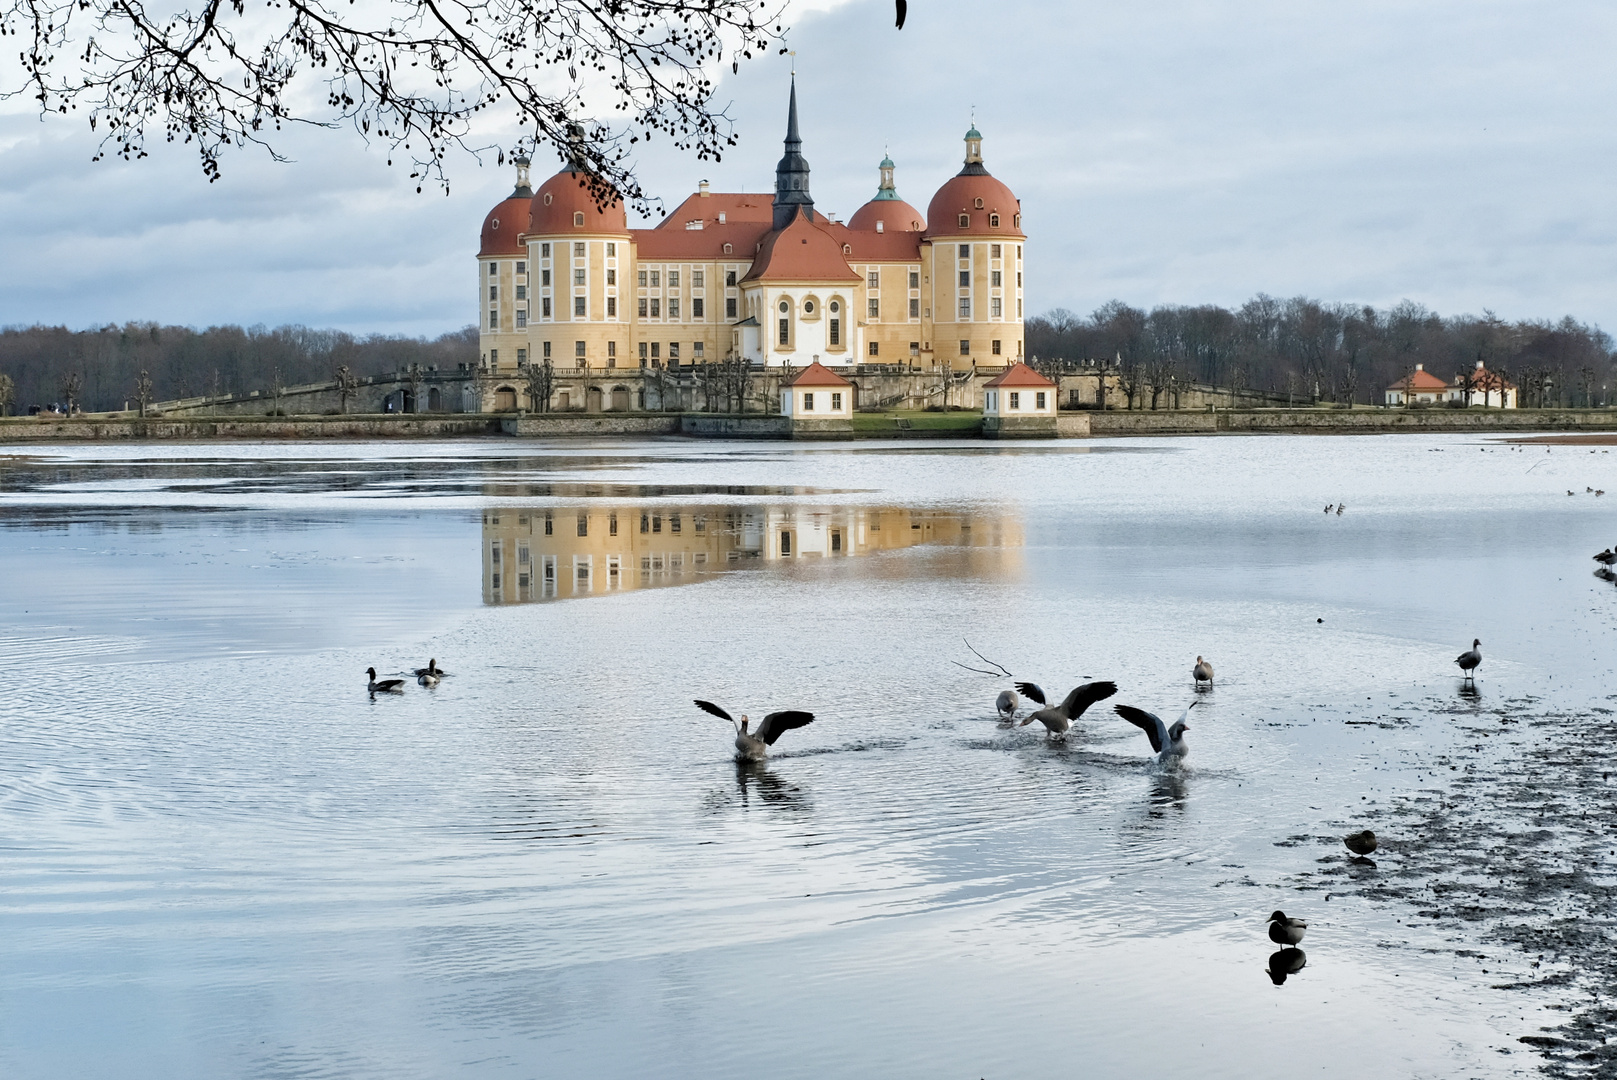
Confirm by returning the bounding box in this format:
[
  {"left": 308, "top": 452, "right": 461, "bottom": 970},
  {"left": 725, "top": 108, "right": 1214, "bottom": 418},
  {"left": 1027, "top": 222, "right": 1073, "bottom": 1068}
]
[
  {"left": 780, "top": 361, "right": 854, "bottom": 418},
  {"left": 983, "top": 362, "right": 1057, "bottom": 417}
]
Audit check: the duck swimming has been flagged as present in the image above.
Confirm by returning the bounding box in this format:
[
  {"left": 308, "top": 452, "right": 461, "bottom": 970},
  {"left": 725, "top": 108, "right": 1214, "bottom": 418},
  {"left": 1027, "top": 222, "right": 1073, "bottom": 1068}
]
[{"left": 367, "top": 667, "right": 405, "bottom": 694}]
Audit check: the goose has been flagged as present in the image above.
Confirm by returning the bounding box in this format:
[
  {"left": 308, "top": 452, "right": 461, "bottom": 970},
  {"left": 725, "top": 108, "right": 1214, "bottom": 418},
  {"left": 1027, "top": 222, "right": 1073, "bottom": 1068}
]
[
  {"left": 1336, "top": 503, "right": 1345, "bottom": 516},
  {"left": 695, "top": 699, "right": 815, "bottom": 762},
  {"left": 1344, "top": 830, "right": 1378, "bottom": 856},
  {"left": 413, "top": 659, "right": 446, "bottom": 678},
  {"left": 1014, "top": 680, "right": 1118, "bottom": 738},
  {"left": 366, "top": 667, "right": 405, "bottom": 694},
  {"left": 1267, "top": 947, "right": 1307, "bottom": 986},
  {"left": 1193, "top": 656, "right": 1214, "bottom": 687},
  {"left": 1268, "top": 911, "right": 1307, "bottom": 946},
  {"left": 995, "top": 689, "right": 1020, "bottom": 723},
  {"left": 1455, "top": 639, "right": 1482, "bottom": 682},
  {"left": 418, "top": 670, "right": 440, "bottom": 688},
  {"left": 1115, "top": 701, "right": 1194, "bottom": 766},
  {"left": 1594, "top": 549, "right": 1616, "bottom": 566},
  {"left": 1323, "top": 504, "right": 1333, "bottom": 514}
]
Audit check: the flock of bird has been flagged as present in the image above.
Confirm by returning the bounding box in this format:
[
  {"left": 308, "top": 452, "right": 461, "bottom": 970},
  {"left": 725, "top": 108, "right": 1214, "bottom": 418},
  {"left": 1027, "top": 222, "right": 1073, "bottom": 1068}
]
[
  {"left": 365, "top": 660, "right": 446, "bottom": 695},
  {"left": 1568, "top": 487, "right": 1607, "bottom": 496},
  {"left": 1323, "top": 503, "right": 1346, "bottom": 515}
]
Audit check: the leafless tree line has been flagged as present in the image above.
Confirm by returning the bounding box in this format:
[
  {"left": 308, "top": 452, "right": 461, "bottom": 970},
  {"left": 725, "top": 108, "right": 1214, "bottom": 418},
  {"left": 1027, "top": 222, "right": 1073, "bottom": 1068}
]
[
  {"left": 1027, "top": 296, "right": 1617, "bottom": 408},
  {"left": 0, "top": 322, "right": 477, "bottom": 412}
]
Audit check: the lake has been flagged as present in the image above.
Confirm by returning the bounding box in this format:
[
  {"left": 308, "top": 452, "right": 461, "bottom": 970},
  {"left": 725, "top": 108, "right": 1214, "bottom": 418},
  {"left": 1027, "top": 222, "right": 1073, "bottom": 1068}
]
[{"left": 3, "top": 434, "right": 1615, "bottom": 1079}]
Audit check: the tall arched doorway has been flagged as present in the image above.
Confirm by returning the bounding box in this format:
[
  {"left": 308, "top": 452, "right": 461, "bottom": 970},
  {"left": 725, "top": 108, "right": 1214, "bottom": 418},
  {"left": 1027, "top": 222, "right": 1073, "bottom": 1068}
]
[
  {"left": 427, "top": 387, "right": 442, "bottom": 412},
  {"left": 610, "top": 385, "right": 630, "bottom": 411},
  {"left": 494, "top": 386, "right": 518, "bottom": 411},
  {"left": 586, "top": 386, "right": 603, "bottom": 413}
]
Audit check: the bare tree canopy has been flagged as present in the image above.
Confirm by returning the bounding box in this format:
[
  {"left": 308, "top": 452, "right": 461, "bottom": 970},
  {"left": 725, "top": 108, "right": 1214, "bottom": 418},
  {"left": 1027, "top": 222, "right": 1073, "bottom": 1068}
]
[{"left": 1, "top": 0, "right": 787, "bottom": 199}]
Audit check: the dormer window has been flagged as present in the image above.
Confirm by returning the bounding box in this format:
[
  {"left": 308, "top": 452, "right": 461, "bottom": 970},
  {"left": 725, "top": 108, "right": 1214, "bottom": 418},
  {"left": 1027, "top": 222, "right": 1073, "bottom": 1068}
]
[
  {"left": 543, "top": 193, "right": 553, "bottom": 205},
  {"left": 958, "top": 213, "right": 969, "bottom": 228},
  {"left": 490, "top": 218, "right": 500, "bottom": 231},
  {"left": 843, "top": 244, "right": 852, "bottom": 255},
  {"left": 573, "top": 211, "right": 585, "bottom": 226},
  {"left": 974, "top": 197, "right": 984, "bottom": 209},
  {"left": 723, "top": 243, "right": 733, "bottom": 254},
  {"left": 1014, "top": 213, "right": 1021, "bottom": 228},
  {"left": 989, "top": 214, "right": 1000, "bottom": 228}
]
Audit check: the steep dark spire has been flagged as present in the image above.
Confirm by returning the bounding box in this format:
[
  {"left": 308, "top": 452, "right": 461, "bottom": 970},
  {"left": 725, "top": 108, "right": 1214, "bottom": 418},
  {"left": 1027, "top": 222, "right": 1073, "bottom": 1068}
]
[{"left": 773, "top": 76, "right": 815, "bottom": 231}]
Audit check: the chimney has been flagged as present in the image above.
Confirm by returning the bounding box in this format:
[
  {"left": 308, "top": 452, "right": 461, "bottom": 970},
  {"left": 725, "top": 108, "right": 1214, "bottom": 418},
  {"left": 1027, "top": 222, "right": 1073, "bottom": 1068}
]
[
  {"left": 699, "top": 180, "right": 710, "bottom": 197},
  {"left": 1415, "top": 363, "right": 1424, "bottom": 371}
]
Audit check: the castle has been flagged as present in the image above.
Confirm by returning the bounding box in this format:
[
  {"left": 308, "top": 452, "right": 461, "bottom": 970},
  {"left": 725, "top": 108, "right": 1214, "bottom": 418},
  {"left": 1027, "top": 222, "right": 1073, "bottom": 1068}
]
[{"left": 476, "top": 79, "right": 1026, "bottom": 404}]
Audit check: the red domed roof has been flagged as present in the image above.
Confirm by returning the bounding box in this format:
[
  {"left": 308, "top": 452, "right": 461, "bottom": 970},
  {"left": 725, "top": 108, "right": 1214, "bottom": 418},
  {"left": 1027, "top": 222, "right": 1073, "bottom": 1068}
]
[
  {"left": 847, "top": 198, "right": 925, "bottom": 233},
  {"left": 529, "top": 167, "right": 629, "bottom": 235},
  {"left": 925, "top": 173, "right": 1023, "bottom": 240},
  {"left": 480, "top": 194, "right": 532, "bottom": 256}
]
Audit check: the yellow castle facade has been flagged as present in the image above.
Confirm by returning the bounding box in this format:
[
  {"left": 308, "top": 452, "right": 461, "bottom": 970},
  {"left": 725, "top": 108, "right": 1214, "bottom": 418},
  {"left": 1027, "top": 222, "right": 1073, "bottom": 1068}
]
[{"left": 476, "top": 80, "right": 1026, "bottom": 396}]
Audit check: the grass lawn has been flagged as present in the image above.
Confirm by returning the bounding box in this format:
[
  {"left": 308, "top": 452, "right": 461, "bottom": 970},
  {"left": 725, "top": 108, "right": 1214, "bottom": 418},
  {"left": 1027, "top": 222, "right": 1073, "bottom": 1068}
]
[{"left": 852, "top": 410, "right": 983, "bottom": 434}]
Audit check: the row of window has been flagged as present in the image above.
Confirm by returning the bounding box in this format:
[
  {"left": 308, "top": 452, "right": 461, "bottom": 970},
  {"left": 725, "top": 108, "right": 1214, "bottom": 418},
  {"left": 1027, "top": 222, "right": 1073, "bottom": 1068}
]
[{"left": 487, "top": 340, "right": 706, "bottom": 368}]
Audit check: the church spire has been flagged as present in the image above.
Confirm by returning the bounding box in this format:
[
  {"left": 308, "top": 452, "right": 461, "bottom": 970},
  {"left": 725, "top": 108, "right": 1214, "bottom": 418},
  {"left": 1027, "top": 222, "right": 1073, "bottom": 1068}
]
[{"left": 772, "top": 76, "right": 815, "bottom": 230}]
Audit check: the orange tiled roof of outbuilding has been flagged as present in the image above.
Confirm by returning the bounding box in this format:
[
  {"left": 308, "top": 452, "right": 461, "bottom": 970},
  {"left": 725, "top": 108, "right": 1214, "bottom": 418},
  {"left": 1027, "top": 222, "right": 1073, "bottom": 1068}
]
[
  {"left": 984, "top": 362, "right": 1056, "bottom": 389},
  {"left": 783, "top": 361, "right": 852, "bottom": 387}
]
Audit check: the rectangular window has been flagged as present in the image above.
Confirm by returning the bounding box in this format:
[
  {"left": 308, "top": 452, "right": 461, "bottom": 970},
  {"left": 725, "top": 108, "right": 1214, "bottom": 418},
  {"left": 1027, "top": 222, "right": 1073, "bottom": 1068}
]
[
  {"left": 726, "top": 298, "right": 738, "bottom": 319},
  {"left": 489, "top": 348, "right": 498, "bottom": 365},
  {"left": 650, "top": 271, "right": 660, "bottom": 287},
  {"left": 991, "top": 244, "right": 1002, "bottom": 259},
  {"left": 542, "top": 297, "right": 551, "bottom": 318},
  {"left": 829, "top": 318, "right": 841, "bottom": 346},
  {"left": 692, "top": 271, "right": 704, "bottom": 288},
  {"left": 650, "top": 342, "right": 661, "bottom": 361},
  {"left": 574, "top": 296, "right": 586, "bottom": 317},
  {"left": 910, "top": 341, "right": 920, "bottom": 355},
  {"left": 725, "top": 270, "right": 737, "bottom": 287},
  {"left": 542, "top": 341, "right": 551, "bottom": 358},
  {"left": 577, "top": 514, "right": 588, "bottom": 537},
  {"left": 1036, "top": 391, "right": 1046, "bottom": 410},
  {"left": 489, "top": 284, "right": 498, "bottom": 300},
  {"left": 489, "top": 262, "right": 498, "bottom": 276},
  {"left": 958, "top": 244, "right": 970, "bottom": 258},
  {"left": 831, "top": 392, "right": 842, "bottom": 410},
  {"left": 991, "top": 270, "right": 1002, "bottom": 287},
  {"left": 868, "top": 299, "right": 879, "bottom": 318},
  {"left": 608, "top": 341, "right": 616, "bottom": 357},
  {"left": 991, "top": 297, "right": 1003, "bottom": 318},
  {"left": 573, "top": 268, "right": 586, "bottom": 286},
  {"left": 867, "top": 271, "right": 880, "bottom": 289},
  {"left": 607, "top": 296, "right": 617, "bottom": 317},
  {"left": 650, "top": 298, "right": 661, "bottom": 318},
  {"left": 574, "top": 242, "right": 586, "bottom": 257},
  {"left": 541, "top": 243, "right": 550, "bottom": 258},
  {"left": 669, "top": 299, "right": 680, "bottom": 319},
  {"left": 638, "top": 298, "right": 648, "bottom": 318},
  {"left": 779, "top": 318, "right": 789, "bottom": 345},
  {"left": 781, "top": 532, "right": 792, "bottom": 556},
  {"left": 958, "top": 271, "right": 969, "bottom": 288},
  {"left": 670, "top": 513, "right": 681, "bottom": 534},
  {"left": 668, "top": 270, "right": 680, "bottom": 287},
  {"left": 909, "top": 298, "right": 919, "bottom": 318},
  {"left": 803, "top": 392, "right": 814, "bottom": 412},
  {"left": 692, "top": 298, "right": 704, "bottom": 318},
  {"left": 517, "top": 261, "right": 526, "bottom": 274},
  {"left": 669, "top": 342, "right": 680, "bottom": 360},
  {"left": 606, "top": 242, "right": 616, "bottom": 257},
  {"left": 959, "top": 339, "right": 971, "bottom": 355},
  {"left": 609, "top": 512, "right": 618, "bottom": 536},
  {"left": 868, "top": 341, "right": 879, "bottom": 356},
  {"left": 959, "top": 299, "right": 971, "bottom": 319},
  {"left": 606, "top": 269, "right": 616, "bottom": 285},
  {"left": 575, "top": 340, "right": 586, "bottom": 357},
  {"left": 992, "top": 339, "right": 1002, "bottom": 355},
  {"left": 517, "top": 348, "right": 527, "bottom": 365},
  {"left": 1010, "top": 391, "right": 1020, "bottom": 409},
  {"left": 542, "top": 269, "right": 551, "bottom": 286},
  {"left": 639, "top": 342, "right": 648, "bottom": 361},
  {"left": 516, "top": 310, "right": 527, "bottom": 328},
  {"left": 638, "top": 270, "right": 648, "bottom": 287},
  {"left": 909, "top": 271, "right": 919, "bottom": 288},
  {"left": 692, "top": 342, "right": 704, "bottom": 358},
  {"left": 489, "top": 309, "right": 498, "bottom": 329},
  {"left": 515, "top": 284, "right": 527, "bottom": 300}
]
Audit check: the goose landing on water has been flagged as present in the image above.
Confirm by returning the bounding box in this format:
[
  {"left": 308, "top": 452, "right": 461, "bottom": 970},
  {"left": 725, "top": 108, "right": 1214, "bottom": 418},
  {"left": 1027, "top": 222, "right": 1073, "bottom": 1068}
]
[
  {"left": 1014, "top": 681, "right": 1118, "bottom": 738},
  {"left": 1455, "top": 639, "right": 1482, "bottom": 682},
  {"left": 995, "top": 689, "right": 1020, "bottom": 723},
  {"left": 695, "top": 700, "right": 816, "bottom": 762},
  {"left": 1114, "top": 702, "right": 1194, "bottom": 766},
  {"left": 367, "top": 667, "right": 405, "bottom": 694}
]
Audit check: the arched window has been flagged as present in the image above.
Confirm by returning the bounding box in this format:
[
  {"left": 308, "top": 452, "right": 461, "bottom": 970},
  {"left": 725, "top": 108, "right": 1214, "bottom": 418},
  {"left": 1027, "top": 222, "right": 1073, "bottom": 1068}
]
[
  {"left": 843, "top": 244, "right": 852, "bottom": 255},
  {"left": 957, "top": 213, "right": 969, "bottom": 228},
  {"left": 989, "top": 214, "right": 1000, "bottom": 228},
  {"left": 723, "top": 243, "right": 733, "bottom": 254},
  {"left": 573, "top": 211, "right": 585, "bottom": 226},
  {"left": 1014, "top": 213, "right": 1021, "bottom": 228}
]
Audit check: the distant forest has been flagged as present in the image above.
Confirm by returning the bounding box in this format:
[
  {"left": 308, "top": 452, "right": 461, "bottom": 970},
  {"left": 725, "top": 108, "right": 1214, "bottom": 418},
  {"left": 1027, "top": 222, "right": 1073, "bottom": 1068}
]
[
  {"left": 1, "top": 294, "right": 1614, "bottom": 413},
  {"left": 1026, "top": 297, "right": 1616, "bottom": 408},
  {"left": 0, "top": 323, "right": 478, "bottom": 413}
]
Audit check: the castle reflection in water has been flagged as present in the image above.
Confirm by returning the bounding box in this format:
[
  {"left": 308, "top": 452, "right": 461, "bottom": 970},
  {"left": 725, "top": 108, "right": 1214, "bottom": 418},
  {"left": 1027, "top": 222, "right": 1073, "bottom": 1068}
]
[{"left": 481, "top": 504, "right": 1023, "bottom": 603}]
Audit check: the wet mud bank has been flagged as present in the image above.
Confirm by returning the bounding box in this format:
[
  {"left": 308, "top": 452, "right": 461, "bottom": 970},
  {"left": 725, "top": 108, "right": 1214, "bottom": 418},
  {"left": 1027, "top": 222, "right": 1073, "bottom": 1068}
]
[{"left": 1285, "top": 693, "right": 1617, "bottom": 1077}]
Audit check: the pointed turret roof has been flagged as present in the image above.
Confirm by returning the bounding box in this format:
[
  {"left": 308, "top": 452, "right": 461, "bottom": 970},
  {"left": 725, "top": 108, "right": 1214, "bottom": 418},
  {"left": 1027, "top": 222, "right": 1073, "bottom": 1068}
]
[{"left": 772, "top": 76, "right": 815, "bottom": 231}]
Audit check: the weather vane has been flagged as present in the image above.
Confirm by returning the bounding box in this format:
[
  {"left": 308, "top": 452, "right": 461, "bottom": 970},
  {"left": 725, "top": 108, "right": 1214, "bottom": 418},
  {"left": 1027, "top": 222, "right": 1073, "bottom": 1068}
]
[{"left": 789, "top": 49, "right": 797, "bottom": 75}]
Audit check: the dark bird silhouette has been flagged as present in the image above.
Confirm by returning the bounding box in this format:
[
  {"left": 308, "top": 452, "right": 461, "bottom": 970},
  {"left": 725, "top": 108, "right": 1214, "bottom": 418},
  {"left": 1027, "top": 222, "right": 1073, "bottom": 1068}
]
[
  {"left": 1593, "top": 549, "right": 1615, "bottom": 565},
  {"left": 895, "top": 0, "right": 906, "bottom": 28},
  {"left": 1115, "top": 702, "right": 1194, "bottom": 766},
  {"left": 695, "top": 699, "right": 815, "bottom": 762},
  {"left": 366, "top": 667, "right": 405, "bottom": 694},
  {"left": 1336, "top": 503, "right": 1345, "bottom": 516},
  {"left": 1015, "top": 680, "right": 1118, "bottom": 738},
  {"left": 1344, "top": 830, "right": 1378, "bottom": 856},
  {"left": 1267, "top": 947, "right": 1307, "bottom": 985},
  {"left": 1455, "top": 639, "right": 1482, "bottom": 682},
  {"left": 1268, "top": 911, "right": 1307, "bottom": 946}
]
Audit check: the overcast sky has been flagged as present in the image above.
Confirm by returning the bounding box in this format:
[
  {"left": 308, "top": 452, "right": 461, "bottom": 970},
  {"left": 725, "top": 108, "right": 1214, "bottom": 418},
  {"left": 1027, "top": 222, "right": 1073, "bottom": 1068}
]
[{"left": 2, "top": 0, "right": 1614, "bottom": 336}]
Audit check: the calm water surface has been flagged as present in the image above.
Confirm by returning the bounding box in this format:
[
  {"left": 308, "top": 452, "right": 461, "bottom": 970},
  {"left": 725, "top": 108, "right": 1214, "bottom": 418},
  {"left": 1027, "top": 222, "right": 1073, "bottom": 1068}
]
[{"left": 4, "top": 435, "right": 1616, "bottom": 1079}]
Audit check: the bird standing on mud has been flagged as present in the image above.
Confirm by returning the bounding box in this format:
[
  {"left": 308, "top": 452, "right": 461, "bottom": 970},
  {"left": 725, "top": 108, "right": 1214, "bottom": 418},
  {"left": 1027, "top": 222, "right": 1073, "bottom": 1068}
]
[
  {"left": 695, "top": 700, "right": 816, "bottom": 762},
  {"left": 1115, "top": 702, "right": 1194, "bottom": 766},
  {"left": 1014, "top": 681, "right": 1118, "bottom": 738},
  {"left": 1455, "top": 639, "right": 1482, "bottom": 682}
]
